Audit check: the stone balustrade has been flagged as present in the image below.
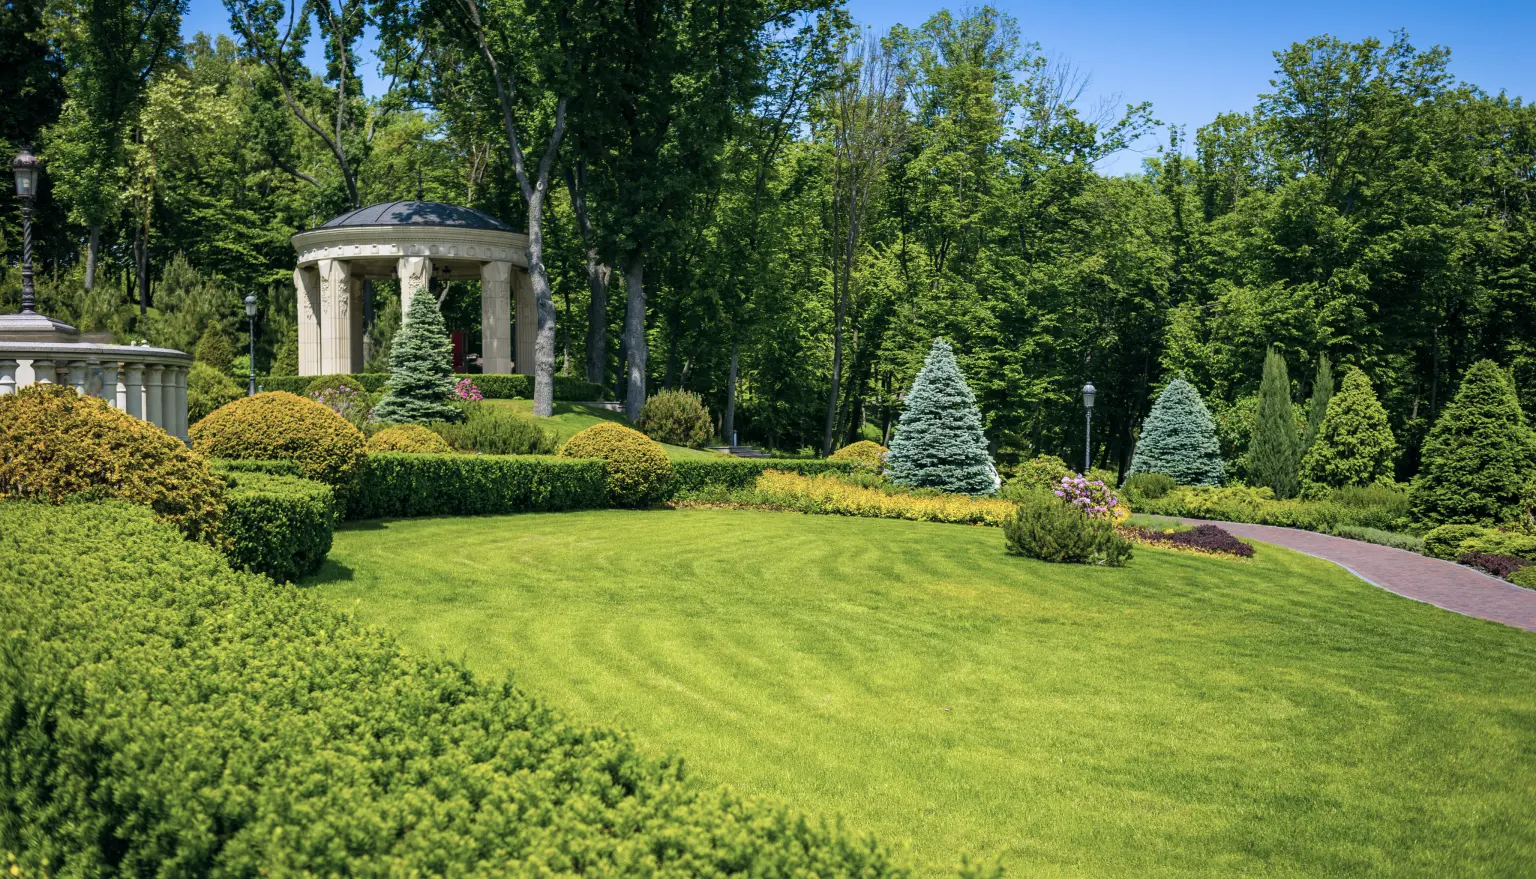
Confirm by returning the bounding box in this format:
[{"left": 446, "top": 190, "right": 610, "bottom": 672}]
[{"left": 0, "top": 341, "right": 194, "bottom": 441}]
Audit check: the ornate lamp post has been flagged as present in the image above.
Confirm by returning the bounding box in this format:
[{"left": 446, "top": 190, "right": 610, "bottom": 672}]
[
  {"left": 11, "top": 146, "right": 41, "bottom": 314},
  {"left": 244, "top": 294, "right": 257, "bottom": 395},
  {"left": 1081, "top": 382, "right": 1096, "bottom": 473}
]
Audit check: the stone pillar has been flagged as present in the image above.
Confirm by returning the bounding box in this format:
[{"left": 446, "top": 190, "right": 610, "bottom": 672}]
[
  {"left": 295, "top": 265, "right": 321, "bottom": 376},
  {"left": 480, "top": 261, "right": 513, "bottom": 374},
  {"left": 513, "top": 267, "right": 537, "bottom": 376},
  {"left": 31, "top": 360, "right": 53, "bottom": 384},
  {"left": 398, "top": 256, "right": 431, "bottom": 320},
  {"left": 69, "top": 361, "right": 88, "bottom": 395},
  {"left": 319, "top": 258, "right": 357, "bottom": 375},
  {"left": 144, "top": 365, "right": 165, "bottom": 429},
  {"left": 349, "top": 277, "right": 366, "bottom": 372},
  {"left": 0, "top": 360, "right": 16, "bottom": 396},
  {"left": 123, "top": 363, "right": 144, "bottom": 419},
  {"left": 86, "top": 358, "right": 105, "bottom": 398},
  {"left": 173, "top": 366, "right": 189, "bottom": 439}
]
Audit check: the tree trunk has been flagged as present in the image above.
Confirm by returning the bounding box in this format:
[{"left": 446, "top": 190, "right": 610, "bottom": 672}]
[
  {"left": 85, "top": 224, "right": 100, "bottom": 291},
  {"left": 565, "top": 164, "right": 611, "bottom": 386},
  {"left": 723, "top": 339, "right": 739, "bottom": 445},
  {"left": 623, "top": 255, "right": 647, "bottom": 421},
  {"left": 527, "top": 187, "right": 558, "bottom": 417},
  {"left": 134, "top": 227, "right": 149, "bottom": 314}
]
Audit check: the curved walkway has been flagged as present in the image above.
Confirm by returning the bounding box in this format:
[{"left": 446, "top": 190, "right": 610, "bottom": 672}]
[{"left": 1181, "top": 520, "right": 1536, "bottom": 632}]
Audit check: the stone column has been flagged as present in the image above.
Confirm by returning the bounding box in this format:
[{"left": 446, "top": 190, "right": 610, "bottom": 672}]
[
  {"left": 175, "top": 366, "right": 190, "bottom": 438},
  {"left": 165, "top": 366, "right": 184, "bottom": 439},
  {"left": 398, "top": 256, "right": 432, "bottom": 319},
  {"left": 123, "top": 363, "right": 144, "bottom": 418},
  {"left": 480, "top": 261, "right": 513, "bottom": 374},
  {"left": 0, "top": 360, "right": 16, "bottom": 396},
  {"left": 31, "top": 360, "right": 53, "bottom": 384},
  {"left": 319, "top": 258, "right": 356, "bottom": 375},
  {"left": 144, "top": 365, "right": 164, "bottom": 429},
  {"left": 295, "top": 265, "right": 322, "bottom": 376},
  {"left": 69, "top": 361, "right": 88, "bottom": 395},
  {"left": 513, "top": 267, "right": 537, "bottom": 375}
]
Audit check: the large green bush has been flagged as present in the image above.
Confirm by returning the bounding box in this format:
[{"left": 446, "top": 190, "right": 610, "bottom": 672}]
[
  {"left": 218, "top": 469, "right": 338, "bottom": 582},
  {"left": 429, "top": 402, "right": 556, "bottom": 455},
  {"left": 350, "top": 453, "right": 607, "bottom": 519},
  {"left": 1410, "top": 359, "right": 1536, "bottom": 527},
  {"left": 559, "top": 422, "right": 674, "bottom": 507},
  {"left": 190, "top": 391, "right": 368, "bottom": 489},
  {"left": 1003, "top": 454, "right": 1073, "bottom": 493},
  {"left": 830, "top": 440, "right": 889, "bottom": 470},
  {"left": 636, "top": 389, "right": 714, "bottom": 448},
  {"left": 374, "top": 286, "right": 461, "bottom": 424},
  {"left": 1299, "top": 368, "right": 1396, "bottom": 496},
  {"left": 0, "top": 501, "right": 916, "bottom": 877},
  {"left": 187, "top": 361, "right": 244, "bottom": 425},
  {"left": 886, "top": 338, "right": 999, "bottom": 494},
  {"left": 1003, "top": 493, "right": 1132, "bottom": 566},
  {"left": 0, "top": 383, "right": 226, "bottom": 540},
  {"left": 1127, "top": 378, "right": 1225, "bottom": 486}
]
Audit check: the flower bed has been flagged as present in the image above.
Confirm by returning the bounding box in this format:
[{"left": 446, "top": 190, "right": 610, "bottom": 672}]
[{"left": 1122, "top": 523, "right": 1255, "bottom": 558}]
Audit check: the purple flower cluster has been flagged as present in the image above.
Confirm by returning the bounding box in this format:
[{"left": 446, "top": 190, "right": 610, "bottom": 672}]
[
  {"left": 454, "top": 378, "right": 484, "bottom": 403},
  {"left": 1052, "top": 475, "right": 1121, "bottom": 520},
  {"left": 1124, "top": 524, "right": 1255, "bottom": 558},
  {"left": 1458, "top": 552, "right": 1528, "bottom": 579}
]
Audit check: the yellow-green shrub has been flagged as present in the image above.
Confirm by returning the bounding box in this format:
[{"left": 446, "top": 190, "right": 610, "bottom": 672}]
[
  {"left": 0, "top": 383, "right": 226, "bottom": 541},
  {"left": 635, "top": 389, "right": 713, "bottom": 448},
  {"left": 190, "top": 391, "right": 366, "bottom": 488},
  {"left": 367, "top": 423, "right": 453, "bottom": 454},
  {"left": 754, "top": 470, "right": 1016, "bottom": 526},
  {"left": 830, "top": 440, "right": 888, "bottom": 470},
  {"left": 558, "top": 422, "right": 673, "bottom": 507}
]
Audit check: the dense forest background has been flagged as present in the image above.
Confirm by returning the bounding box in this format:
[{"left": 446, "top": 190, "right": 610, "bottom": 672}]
[{"left": 2, "top": 1, "right": 1532, "bottom": 476}]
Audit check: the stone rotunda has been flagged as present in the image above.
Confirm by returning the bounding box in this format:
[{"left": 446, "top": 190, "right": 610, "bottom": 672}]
[{"left": 291, "top": 201, "right": 535, "bottom": 376}]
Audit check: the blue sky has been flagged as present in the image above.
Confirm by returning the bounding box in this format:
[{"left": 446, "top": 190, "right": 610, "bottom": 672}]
[{"left": 182, "top": 0, "right": 1535, "bottom": 175}]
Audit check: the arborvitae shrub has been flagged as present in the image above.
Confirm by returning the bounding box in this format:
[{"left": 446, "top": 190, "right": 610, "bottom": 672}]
[
  {"left": 1127, "top": 378, "right": 1225, "bottom": 486},
  {"left": 429, "top": 403, "right": 556, "bottom": 455},
  {"left": 1304, "top": 353, "right": 1334, "bottom": 451},
  {"left": 188, "top": 361, "right": 243, "bottom": 424},
  {"left": 0, "top": 383, "right": 226, "bottom": 540},
  {"left": 1249, "top": 347, "right": 1301, "bottom": 498},
  {"left": 1299, "top": 368, "right": 1396, "bottom": 496},
  {"left": 367, "top": 423, "right": 453, "bottom": 454},
  {"left": 830, "top": 440, "right": 889, "bottom": 470},
  {"left": 190, "top": 391, "right": 367, "bottom": 489},
  {"left": 559, "top": 422, "right": 674, "bottom": 507},
  {"left": 194, "top": 326, "right": 235, "bottom": 372},
  {"left": 886, "top": 338, "right": 999, "bottom": 494},
  {"left": 1410, "top": 359, "right": 1536, "bottom": 526},
  {"left": 636, "top": 389, "right": 714, "bottom": 448},
  {"left": 1003, "top": 493, "right": 1132, "bottom": 566},
  {"left": 374, "top": 286, "right": 461, "bottom": 424}
]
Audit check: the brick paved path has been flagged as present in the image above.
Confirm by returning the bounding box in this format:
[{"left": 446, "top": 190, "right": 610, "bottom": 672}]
[{"left": 1181, "top": 520, "right": 1536, "bottom": 632}]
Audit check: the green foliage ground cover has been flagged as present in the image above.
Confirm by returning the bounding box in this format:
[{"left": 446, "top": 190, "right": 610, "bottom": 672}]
[{"left": 312, "top": 509, "right": 1536, "bottom": 878}]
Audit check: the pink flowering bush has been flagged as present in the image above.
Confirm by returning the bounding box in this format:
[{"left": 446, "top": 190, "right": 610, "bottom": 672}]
[
  {"left": 453, "top": 378, "right": 484, "bottom": 403},
  {"left": 1053, "top": 474, "right": 1128, "bottom": 523}
]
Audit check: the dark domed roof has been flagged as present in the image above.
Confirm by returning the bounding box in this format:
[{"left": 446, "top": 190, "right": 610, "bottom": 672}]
[{"left": 317, "top": 201, "right": 515, "bottom": 232}]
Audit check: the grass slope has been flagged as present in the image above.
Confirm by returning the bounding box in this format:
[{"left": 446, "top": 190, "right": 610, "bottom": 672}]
[
  {"left": 311, "top": 510, "right": 1535, "bottom": 878},
  {"left": 488, "top": 399, "right": 721, "bottom": 459}
]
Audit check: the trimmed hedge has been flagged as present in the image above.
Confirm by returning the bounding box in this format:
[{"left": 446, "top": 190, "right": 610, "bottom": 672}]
[
  {"left": 0, "top": 501, "right": 918, "bottom": 877},
  {"left": 191, "top": 391, "right": 368, "bottom": 489},
  {"left": 220, "top": 470, "right": 338, "bottom": 582},
  {"left": 350, "top": 453, "right": 607, "bottom": 519},
  {"left": 672, "top": 458, "right": 856, "bottom": 494},
  {"left": 209, "top": 457, "right": 305, "bottom": 477},
  {"left": 262, "top": 374, "right": 608, "bottom": 401}
]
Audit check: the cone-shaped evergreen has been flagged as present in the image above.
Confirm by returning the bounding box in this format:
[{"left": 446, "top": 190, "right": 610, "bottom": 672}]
[
  {"left": 1410, "top": 359, "right": 1536, "bottom": 526},
  {"left": 373, "top": 289, "right": 461, "bottom": 424},
  {"left": 1249, "top": 347, "right": 1301, "bottom": 498},
  {"left": 194, "top": 327, "right": 235, "bottom": 373},
  {"left": 1299, "top": 368, "right": 1395, "bottom": 495},
  {"left": 885, "top": 338, "right": 999, "bottom": 494},
  {"left": 1127, "top": 378, "right": 1224, "bottom": 486},
  {"left": 1304, "top": 353, "right": 1333, "bottom": 451}
]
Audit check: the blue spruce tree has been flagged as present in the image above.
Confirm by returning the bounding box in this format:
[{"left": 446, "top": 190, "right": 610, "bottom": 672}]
[
  {"left": 1127, "top": 378, "right": 1225, "bottom": 486},
  {"left": 373, "top": 288, "right": 462, "bottom": 424},
  {"left": 886, "top": 338, "right": 999, "bottom": 494}
]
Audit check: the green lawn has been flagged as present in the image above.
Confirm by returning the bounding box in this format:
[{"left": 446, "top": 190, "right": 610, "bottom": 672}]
[
  {"left": 309, "top": 510, "right": 1535, "bottom": 877},
  {"left": 488, "top": 398, "right": 722, "bottom": 459}
]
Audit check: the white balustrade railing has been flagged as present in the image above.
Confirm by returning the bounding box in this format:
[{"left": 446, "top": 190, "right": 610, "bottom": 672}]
[{"left": 0, "top": 341, "right": 194, "bottom": 441}]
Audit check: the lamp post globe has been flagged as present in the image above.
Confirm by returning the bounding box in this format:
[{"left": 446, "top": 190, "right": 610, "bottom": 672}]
[
  {"left": 244, "top": 294, "right": 258, "bottom": 396},
  {"left": 11, "top": 145, "right": 42, "bottom": 315},
  {"left": 1081, "top": 382, "right": 1096, "bottom": 473}
]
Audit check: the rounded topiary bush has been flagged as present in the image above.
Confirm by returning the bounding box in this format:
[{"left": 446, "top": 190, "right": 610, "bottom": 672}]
[
  {"left": 188, "top": 361, "right": 243, "bottom": 425},
  {"left": 367, "top": 424, "right": 453, "bottom": 454},
  {"left": 635, "top": 390, "right": 714, "bottom": 449},
  {"left": 830, "top": 440, "right": 888, "bottom": 470},
  {"left": 0, "top": 383, "right": 226, "bottom": 540},
  {"left": 191, "top": 391, "right": 367, "bottom": 488},
  {"left": 558, "top": 422, "right": 673, "bottom": 507}
]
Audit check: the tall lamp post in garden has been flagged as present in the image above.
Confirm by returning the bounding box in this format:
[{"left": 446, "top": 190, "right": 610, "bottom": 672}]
[
  {"left": 1082, "top": 382, "right": 1096, "bottom": 473},
  {"left": 244, "top": 294, "right": 257, "bottom": 395},
  {"left": 11, "top": 146, "right": 40, "bottom": 314}
]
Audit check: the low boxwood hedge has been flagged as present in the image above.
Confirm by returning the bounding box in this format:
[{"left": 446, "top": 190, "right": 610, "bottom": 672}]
[
  {"left": 671, "top": 458, "right": 857, "bottom": 494},
  {"left": 349, "top": 453, "right": 608, "bottom": 519},
  {"left": 0, "top": 500, "right": 918, "bottom": 877},
  {"left": 258, "top": 373, "right": 608, "bottom": 401},
  {"left": 219, "top": 470, "right": 339, "bottom": 582}
]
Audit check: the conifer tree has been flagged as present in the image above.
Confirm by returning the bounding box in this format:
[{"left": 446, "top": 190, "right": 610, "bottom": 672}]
[
  {"left": 194, "top": 327, "right": 235, "bottom": 373},
  {"left": 885, "top": 338, "right": 999, "bottom": 494},
  {"left": 373, "top": 288, "right": 461, "bottom": 424},
  {"left": 1127, "top": 378, "right": 1224, "bottom": 486},
  {"left": 1249, "top": 347, "right": 1301, "bottom": 498},
  {"left": 1298, "top": 368, "right": 1395, "bottom": 495},
  {"left": 1304, "top": 353, "right": 1333, "bottom": 451},
  {"left": 1410, "top": 360, "right": 1536, "bottom": 526}
]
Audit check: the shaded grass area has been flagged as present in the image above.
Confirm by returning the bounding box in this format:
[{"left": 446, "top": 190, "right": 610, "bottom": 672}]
[
  {"left": 310, "top": 509, "right": 1535, "bottom": 878},
  {"left": 487, "top": 398, "right": 721, "bottom": 459}
]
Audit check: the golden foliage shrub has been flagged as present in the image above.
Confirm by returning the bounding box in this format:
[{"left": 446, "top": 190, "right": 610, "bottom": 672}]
[
  {"left": 558, "top": 422, "right": 673, "bottom": 507},
  {"left": 829, "top": 440, "right": 888, "bottom": 470},
  {"left": 754, "top": 470, "right": 1015, "bottom": 526},
  {"left": 190, "top": 391, "right": 366, "bottom": 487},
  {"left": 367, "top": 423, "right": 453, "bottom": 454}
]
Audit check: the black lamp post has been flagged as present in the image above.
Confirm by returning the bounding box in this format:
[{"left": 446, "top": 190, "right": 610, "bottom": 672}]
[
  {"left": 11, "top": 146, "right": 41, "bottom": 314},
  {"left": 1081, "top": 382, "right": 1096, "bottom": 473},
  {"left": 244, "top": 294, "right": 257, "bottom": 396}
]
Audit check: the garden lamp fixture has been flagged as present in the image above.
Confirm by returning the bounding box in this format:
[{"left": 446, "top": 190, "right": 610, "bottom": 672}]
[
  {"left": 11, "top": 145, "right": 42, "bottom": 314},
  {"left": 1081, "top": 382, "right": 1096, "bottom": 473},
  {"left": 244, "top": 294, "right": 258, "bottom": 396}
]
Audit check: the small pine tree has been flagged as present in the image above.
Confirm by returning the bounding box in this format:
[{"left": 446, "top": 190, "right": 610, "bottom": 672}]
[
  {"left": 194, "top": 327, "right": 235, "bottom": 373},
  {"left": 1298, "top": 368, "right": 1395, "bottom": 495},
  {"left": 1410, "top": 359, "right": 1536, "bottom": 526},
  {"left": 373, "top": 287, "right": 461, "bottom": 424},
  {"left": 270, "top": 323, "right": 300, "bottom": 377},
  {"left": 1127, "top": 378, "right": 1225, "bottom": 486},
  {"left": 1304, "top": 353, "right": 1333, "bottom": 451},
  {"left": 885, "top": 338, "right": 999, "bottom": 494},
  {"left": 1249, "top": 347, "right": 1301, "bottom": 498}
]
